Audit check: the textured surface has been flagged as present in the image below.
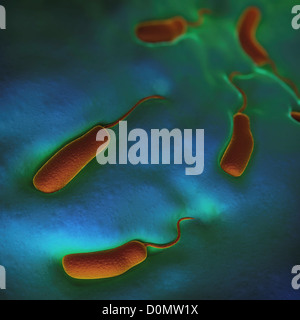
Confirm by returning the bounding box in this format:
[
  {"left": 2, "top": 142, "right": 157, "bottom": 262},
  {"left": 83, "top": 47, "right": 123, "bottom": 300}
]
[
  {"left": 63, "top": 241, "right": 147, "bottom": 279},
  {"left": 33, "top": 126, "right": 110, "bottom": 193},
  {"left": 220, "top": 113, "right": 254, "bottom": 177},
  {"left": 0, "top": 0, "right": 300, "bottom": 299}
]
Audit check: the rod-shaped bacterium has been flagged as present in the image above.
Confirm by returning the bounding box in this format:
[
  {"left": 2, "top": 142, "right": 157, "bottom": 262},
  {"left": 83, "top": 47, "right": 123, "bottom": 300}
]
[
  {"left": 33, "top": 95, "right": 165, "bottom": 193},
  {"left": 135, "top": 9, "right": 211, "bottom": 43},
  {"left": 62, "top": 217, "right": 193, "bottom": 279}
]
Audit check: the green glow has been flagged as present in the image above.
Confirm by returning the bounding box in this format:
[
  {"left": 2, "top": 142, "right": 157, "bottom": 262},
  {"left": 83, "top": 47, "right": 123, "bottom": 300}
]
[{"left": 255, "top": 66, "right": 300, "bottom": 105}]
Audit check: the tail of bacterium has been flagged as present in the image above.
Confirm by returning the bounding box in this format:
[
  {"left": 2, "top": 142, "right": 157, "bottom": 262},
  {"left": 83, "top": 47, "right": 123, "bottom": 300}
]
[
  {"left": 228, "top": 71, "right": 248, "bottom": 113},
  {"left": 267, "top": 59, "right": 300, "bottom": 100},
  {"left": 104, "top": 95, "right": 165, "bottom": 129},
  {"left": 144, "top": 217, "right": 194, "bottom": 249},
  {"left": 219, "top": 72, "right": 254, "bottom": 177},
  {"left": 186, "top": 8, "right": 212, "bottom": 27}
]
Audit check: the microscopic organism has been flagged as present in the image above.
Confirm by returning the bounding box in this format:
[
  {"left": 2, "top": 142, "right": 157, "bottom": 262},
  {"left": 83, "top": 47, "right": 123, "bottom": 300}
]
[
  {"left": 135, "top": 9, "right": 211, "bottom": 43},
  {"left": 62, "top": 217, "right": 193, "bottom": 279},
  {"left": 220, "top": 72, "right": 254, "bottom": 177},
  {"left": 237, "top": 6, "right": 300, "bottom": 101},
  {"left": 291, "top": 111, "right": 300, "bottom": 123},
  {"left": 33, "top": 95, "right": 165, "bottom": 193},
  {"left": 237, "top": 6, "right": 269, "bottom": 66}
]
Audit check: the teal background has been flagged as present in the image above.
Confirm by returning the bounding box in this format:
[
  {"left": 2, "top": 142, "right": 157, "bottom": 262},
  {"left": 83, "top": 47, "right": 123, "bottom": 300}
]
[{"left": 0, "top": 0, "right": 300, "bottom": 299}]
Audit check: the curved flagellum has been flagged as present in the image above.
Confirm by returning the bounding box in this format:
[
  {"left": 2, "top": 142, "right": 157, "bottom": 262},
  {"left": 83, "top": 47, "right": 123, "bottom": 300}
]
[
  {"left": 62, "top": 217, "right": 193, "bottom": 279},
  {"left": 144, "top": 217, "right": 194, "bottom": 249},
  {"left": 229, "top": 71, "right": 248, "bottom": 113},
  {"left": 33, "top": 95, "right": 165, "bottom": 193},
  {"left": 186, "top": 8, "right": 212, "bottom": 27}
]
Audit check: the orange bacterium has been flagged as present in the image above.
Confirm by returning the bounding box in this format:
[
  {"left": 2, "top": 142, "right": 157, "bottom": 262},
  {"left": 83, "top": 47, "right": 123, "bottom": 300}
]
[
  {"left": 62, "top": 217, "right": 193, "bottom": 279},
  {"left": 33, "top": 95, "right": 165, "bottom": 193},
  {"left": 220, "top": 72, "right": 254, "bottom": 177},
  {"left": 291, "top": 111, "right": 300, "bottom": 123},
  {"left": 135, "top": 9, "right": 211, "bottom": 43},
  {"left": 237, "top": 6, "right": 300, "bottom": 99},
  {"left": 237, "top": 6, "right": 269, "bottom": 66}
]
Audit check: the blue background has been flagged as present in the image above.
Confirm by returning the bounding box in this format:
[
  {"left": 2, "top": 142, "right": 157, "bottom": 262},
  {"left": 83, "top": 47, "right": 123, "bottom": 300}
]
[{"left": 0, "top": 0, "right": 299, "bottom": 299}]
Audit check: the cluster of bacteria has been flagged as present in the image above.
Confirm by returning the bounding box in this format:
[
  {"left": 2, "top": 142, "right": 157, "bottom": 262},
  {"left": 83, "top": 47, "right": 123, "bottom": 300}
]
[{"left": 32, "top": 6, "right": 299, "bottom": 280}]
